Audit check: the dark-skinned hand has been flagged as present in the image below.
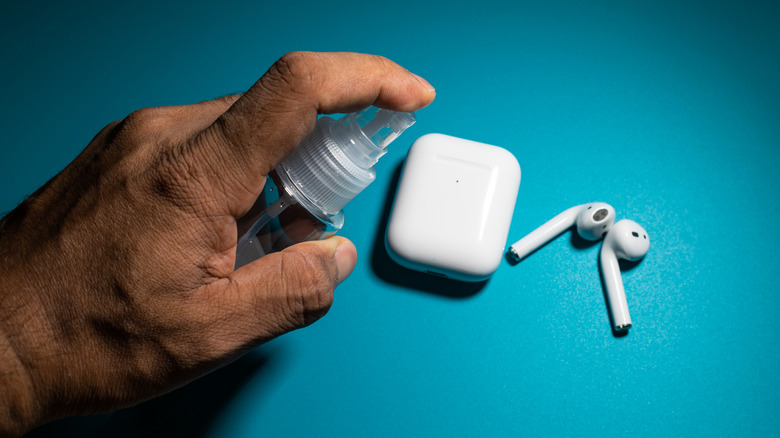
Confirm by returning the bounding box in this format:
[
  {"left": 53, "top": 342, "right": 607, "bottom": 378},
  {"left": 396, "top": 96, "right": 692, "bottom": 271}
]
[{"left": 0, "top": 51, "right": 435, "bottom": 436}]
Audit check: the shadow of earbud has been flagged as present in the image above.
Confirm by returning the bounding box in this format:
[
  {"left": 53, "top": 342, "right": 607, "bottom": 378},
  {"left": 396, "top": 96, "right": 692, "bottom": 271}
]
[{"left": 569, "top": 229, "right": 602, "bottom": 250}]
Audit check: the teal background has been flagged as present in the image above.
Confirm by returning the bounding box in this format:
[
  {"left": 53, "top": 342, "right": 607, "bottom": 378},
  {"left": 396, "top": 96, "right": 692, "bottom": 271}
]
[{"left": 3, "top": 0, "right": 779, "bottom": 436}]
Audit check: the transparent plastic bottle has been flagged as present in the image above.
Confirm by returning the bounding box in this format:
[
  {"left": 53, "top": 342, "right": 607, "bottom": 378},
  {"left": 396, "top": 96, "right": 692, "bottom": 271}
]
[{"left": 235, "top": 106, "right": 416, "bottom": 268}]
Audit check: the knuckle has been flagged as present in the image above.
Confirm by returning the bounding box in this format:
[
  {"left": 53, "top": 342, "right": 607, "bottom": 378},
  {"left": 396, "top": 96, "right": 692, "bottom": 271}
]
[
  {"left": 263, "top": 51, "right": 322, "bottom": 98},
  {"left": 119, "top": 107, "right": 170, "bottom": 140},
  {"left": 275, "top": 51, "right": 316, "bottom": 78},
  {"left": 369, "top": 53, "right": 394, "bottom": 69}
]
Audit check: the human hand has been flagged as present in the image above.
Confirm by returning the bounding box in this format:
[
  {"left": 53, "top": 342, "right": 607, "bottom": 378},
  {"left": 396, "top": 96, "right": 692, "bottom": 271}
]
[{"left": 0, "top": 51, "right": 435, "bottom": 436}]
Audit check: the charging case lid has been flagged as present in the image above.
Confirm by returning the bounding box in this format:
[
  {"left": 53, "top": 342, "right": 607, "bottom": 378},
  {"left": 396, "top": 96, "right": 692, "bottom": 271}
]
[{"left": 385, "top": 133, "right": 521, "bottom": 281}]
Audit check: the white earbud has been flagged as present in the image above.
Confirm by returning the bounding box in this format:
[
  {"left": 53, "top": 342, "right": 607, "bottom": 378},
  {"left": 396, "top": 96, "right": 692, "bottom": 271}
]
[
  {"left": 508, "top": 202, "right": 616, "bottom": 262},
  {"left": 600, "top": 219, "right": 650, "bottom": 332}
]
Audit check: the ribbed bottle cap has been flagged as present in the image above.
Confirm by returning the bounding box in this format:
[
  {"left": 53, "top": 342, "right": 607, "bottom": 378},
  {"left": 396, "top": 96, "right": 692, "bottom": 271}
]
[{"left": 279, "top": 107, "right": 415, "bottom": 215}]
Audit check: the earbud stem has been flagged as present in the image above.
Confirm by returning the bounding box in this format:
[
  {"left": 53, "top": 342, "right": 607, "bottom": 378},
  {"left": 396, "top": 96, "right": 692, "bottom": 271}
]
[
  {"left": 600, "top": 245, "right": 632, "bottom": 331},
  {"left": 508, "top": 205, "right": 581, "bottom": 261}
]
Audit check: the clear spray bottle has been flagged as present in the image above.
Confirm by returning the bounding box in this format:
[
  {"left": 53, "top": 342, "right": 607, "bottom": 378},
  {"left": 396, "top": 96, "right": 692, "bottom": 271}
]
[{"left": 235, "top": 106, "right": 416, "bottom": 269}]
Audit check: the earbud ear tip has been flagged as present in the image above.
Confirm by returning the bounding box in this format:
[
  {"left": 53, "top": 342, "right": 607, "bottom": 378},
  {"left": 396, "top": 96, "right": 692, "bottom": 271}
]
[
  {"left": 575, "top": 202, "right": 616, "bottom": 240},
  {"left": 608, "top": 219, "right": 650, "bottom": 261}
]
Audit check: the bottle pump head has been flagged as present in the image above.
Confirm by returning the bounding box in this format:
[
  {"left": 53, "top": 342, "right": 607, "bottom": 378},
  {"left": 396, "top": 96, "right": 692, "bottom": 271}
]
[{"left": 279, "top": 106, "right": 416, "bottom": 215}]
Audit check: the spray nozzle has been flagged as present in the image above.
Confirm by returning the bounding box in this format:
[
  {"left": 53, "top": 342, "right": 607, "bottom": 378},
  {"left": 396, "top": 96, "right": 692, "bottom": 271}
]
[
  {"left": 333, "top": 107, "right": 416, "bottom": 168},
  {"left": 354, "top": 107, "right": 417, "bottom": 149}
]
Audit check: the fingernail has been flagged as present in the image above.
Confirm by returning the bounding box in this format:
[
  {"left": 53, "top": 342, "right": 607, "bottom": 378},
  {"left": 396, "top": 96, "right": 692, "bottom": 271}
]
[
  {"left": 412, "top": 73, "right": 435, "bottom": 92},
  {"left": 333, "top": 238, "right": 357, "bottom": 285}
]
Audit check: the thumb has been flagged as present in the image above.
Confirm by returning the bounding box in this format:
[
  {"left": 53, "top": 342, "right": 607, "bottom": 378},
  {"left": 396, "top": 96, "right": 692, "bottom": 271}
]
[{"left": 206, "top": 236, "right": 357, "bottom": 344}]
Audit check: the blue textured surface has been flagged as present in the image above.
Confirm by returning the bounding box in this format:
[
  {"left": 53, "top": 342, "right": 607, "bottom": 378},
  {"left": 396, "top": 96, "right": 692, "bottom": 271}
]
[{"left": 4, "top": 1, "right": 779, "bottom": 436}]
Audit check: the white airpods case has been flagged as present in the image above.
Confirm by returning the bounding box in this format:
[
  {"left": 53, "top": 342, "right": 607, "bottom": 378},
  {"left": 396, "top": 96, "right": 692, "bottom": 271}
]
[{"left": 385, "top": 134, "right": 521, "bottom": 281}]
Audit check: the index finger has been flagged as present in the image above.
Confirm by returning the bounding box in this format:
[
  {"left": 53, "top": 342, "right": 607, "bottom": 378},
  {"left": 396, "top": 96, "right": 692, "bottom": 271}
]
[{"left": 191, "top": 52, "right": 436, "bottom": 214}]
